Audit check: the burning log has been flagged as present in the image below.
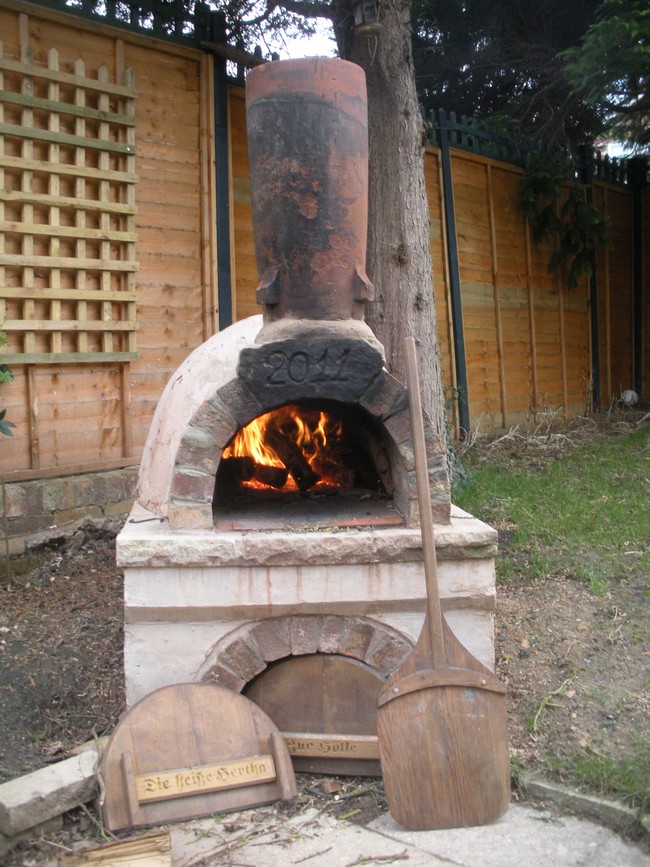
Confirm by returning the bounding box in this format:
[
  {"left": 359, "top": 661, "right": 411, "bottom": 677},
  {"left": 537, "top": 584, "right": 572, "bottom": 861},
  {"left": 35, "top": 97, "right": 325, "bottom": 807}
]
[
  {"left": 253, "top": 463, "right": 289, "bottom": 489},
  {"left": 219, "top": 456, "right": 288, "bottom": 489},
  {"left": 266, "top": 430, "right": 321, "bottom": 491},
  {"left": 311, "top": 454, "right": 356, "bottom": 490},
  {"left": 219, "top": 456, "right": 255, "bottom": 487}
]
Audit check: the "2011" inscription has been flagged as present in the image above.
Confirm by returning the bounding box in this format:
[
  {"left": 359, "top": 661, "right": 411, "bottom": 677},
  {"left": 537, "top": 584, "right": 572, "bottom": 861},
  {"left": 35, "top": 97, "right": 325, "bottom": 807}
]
[{"left": 265, "top": 348, "right": 350, "bottom": 385}]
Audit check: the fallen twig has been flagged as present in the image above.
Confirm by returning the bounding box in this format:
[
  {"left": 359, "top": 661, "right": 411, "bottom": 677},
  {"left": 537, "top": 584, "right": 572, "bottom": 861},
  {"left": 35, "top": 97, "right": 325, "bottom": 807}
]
[
  {"left": 78, "top": 802, "right": 117, "bottom": 842},
  {"left": 179, "top": 824, "right": 278, "bottom": 866},
  {"left": 294, "top": 845, "right": 333, "bottom": 863},
  {"left": 34, "top": 838, "right": 75, "bottom": 854},
  {"left": 531, "top": 677, "right": 574, "bottom": 735},
  {"left": 345, "top": 850, "right": 409, "bottom": 866},
  {"left": 338, "top": 782, "right": 384, "bottom": 800}
]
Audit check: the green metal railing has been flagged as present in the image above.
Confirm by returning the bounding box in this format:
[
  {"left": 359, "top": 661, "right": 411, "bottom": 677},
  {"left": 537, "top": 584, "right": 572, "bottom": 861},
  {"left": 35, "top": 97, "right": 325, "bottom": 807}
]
[
  {"left": 426, "top": 108, "right": 635, "bottom": 186},
  {"left": 427, "top": 108, "right": 541, "bottom": 167}
]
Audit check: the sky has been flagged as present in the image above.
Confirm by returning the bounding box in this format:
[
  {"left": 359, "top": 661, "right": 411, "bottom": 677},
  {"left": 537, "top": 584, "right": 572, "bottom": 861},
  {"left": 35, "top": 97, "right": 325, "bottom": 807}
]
[{"left": 282, "top": 22, "right": 337, "bottom": 59}]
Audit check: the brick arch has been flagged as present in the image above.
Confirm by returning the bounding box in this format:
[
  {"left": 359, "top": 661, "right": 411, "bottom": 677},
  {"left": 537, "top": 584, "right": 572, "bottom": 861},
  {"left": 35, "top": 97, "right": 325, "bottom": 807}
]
[
  {"left": 167, "top": 363, "right": 451, "bottom": 530},
  {"left": 168, "top": 383, "right": 242, "bottom": 529},
  {"left": 197, "top": 615, "right": 414, "bottom": 692}
]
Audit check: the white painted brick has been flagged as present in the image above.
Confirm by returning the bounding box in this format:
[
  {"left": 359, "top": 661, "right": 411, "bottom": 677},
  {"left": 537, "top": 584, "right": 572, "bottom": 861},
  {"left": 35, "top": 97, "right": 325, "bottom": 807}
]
[
  {"left": 124, "top": 622, "right": 234, "bottom": 706},
  {"left": 119, "top": 503, "right": 499, "bottom": 705}
]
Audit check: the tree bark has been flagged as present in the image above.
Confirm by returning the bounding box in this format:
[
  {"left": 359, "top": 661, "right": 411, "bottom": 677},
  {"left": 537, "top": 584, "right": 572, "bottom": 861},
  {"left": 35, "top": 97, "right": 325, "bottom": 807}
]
[{"left": 332, "top": 0, "right": 446, "bottom": 440}]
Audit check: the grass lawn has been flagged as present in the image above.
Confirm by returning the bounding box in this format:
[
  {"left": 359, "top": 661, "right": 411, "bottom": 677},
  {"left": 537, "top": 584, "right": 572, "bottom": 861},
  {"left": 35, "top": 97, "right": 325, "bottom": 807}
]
[
  {"left": 454, "top": 425, "right": 650, "bottom": 594},
  {"left": 452, "top": 419, "right": 649, "bottom": 813}
]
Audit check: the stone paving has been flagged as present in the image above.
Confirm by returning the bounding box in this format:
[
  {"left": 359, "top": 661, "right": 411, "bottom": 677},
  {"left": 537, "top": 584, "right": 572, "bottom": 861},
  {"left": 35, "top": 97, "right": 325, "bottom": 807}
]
[{"left": 164, "top": 802, "right": 650, "bottom": 866}]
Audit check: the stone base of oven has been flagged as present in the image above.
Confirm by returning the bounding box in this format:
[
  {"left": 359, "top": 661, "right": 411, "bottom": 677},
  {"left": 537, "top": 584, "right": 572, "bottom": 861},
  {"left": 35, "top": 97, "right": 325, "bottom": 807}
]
[{"left": 117, "top": 504, "right": 498, "bottom": 707}]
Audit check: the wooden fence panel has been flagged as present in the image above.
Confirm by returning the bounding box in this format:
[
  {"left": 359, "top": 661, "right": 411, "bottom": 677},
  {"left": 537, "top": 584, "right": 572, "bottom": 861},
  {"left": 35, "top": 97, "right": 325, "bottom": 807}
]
[
  {"left": 452, "top": 154, "right": 504, "bottom": 430},
  {"left": 439, "top": 148, "right": 595, "bottom": 430},
  {"left": 531, "top": 271, "right": 566, "bottom": 413},
  {"left": 592, "top": 181, "right": 635, "bottom": 402},
  {"left": 27, "top": 364, "right": 125, "bottom": 465},
  {"left": 593, "top": 186, "right": 613, "bottom": 403},
  {"left": 0, "top": 365, "right": 31, "bottom": 468},
  {"left": 229, "top": 86, "right": 257, "bottom": 322},
  {"left": 488, "top": 165, "right": 533, "bottom": 426},
  {"left": 563, "top": 284, "right": 590, "bottom": 416},
  {"left": 424, "top": 149, "right": 453, "bottom": 392},
  {"left": 0, "top": 4, "right": 215, "bottom": 475}
]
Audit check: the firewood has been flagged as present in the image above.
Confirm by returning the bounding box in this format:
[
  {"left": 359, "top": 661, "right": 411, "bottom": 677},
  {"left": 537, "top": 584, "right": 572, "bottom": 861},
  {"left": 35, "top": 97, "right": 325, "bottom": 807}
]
[
  {"left": 218, "top": 456, "right": 255, "bottom": 487},
  {"left": 311, "top": 454, "right": 355, "bottom": 489},
  {"left": 266, "top": 430, "right": 320, "bottom": 491},
  {"left": 60, "top": 832, "right": 172, "bottom": 865},
  {"left": 252, "top": 463, "right": 289, "bottom": 488}
]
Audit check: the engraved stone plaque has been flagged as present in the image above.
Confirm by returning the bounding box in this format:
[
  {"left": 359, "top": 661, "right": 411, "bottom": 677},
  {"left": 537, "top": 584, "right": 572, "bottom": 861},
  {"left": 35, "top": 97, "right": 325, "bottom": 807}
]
[{"left": 236, "top": 338, "right": 384, "bottom": 407}]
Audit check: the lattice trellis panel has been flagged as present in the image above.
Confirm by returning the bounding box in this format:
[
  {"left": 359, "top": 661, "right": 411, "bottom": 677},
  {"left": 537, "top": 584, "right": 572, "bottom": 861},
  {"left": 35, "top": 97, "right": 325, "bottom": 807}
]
[{"left": 0, "top": 42, "right": 138, "bottom": 363}]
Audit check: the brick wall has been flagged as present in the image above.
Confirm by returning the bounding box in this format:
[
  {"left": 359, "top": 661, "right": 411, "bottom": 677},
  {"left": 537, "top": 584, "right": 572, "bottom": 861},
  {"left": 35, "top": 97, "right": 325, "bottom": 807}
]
[{"left": 1, "top": 468, "right": 137, "bottom": 577}]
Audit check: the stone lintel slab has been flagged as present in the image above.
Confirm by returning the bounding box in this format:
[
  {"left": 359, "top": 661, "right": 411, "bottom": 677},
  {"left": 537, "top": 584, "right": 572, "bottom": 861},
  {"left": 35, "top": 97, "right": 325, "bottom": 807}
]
[
  {"left": 117, "top": 503, "right": 497, "bottom": 569},
  {"left": 123, "top": 558, "right": 495, "bottom": 617}
]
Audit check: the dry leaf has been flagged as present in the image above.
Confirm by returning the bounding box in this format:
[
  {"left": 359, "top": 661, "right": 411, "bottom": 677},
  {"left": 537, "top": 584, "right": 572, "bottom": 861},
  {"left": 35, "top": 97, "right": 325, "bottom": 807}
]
[{"left": 321, "top": 779, "right": 343, "bottom": 794}]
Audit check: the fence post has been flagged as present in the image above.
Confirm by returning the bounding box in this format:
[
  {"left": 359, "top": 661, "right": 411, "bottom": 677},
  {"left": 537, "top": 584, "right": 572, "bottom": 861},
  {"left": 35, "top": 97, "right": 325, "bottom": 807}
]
[
  {"left": 628, "top": 156, "right": 647, "bottom": 395},
  {"left": 437, "top": 110, "right": 470, "bottom": 435},
  {"left": 581, "top": 145, "right": 601, "bottom": 409},
  {"left": 210, "top": 11, "right": 233, "bottom": 330}
]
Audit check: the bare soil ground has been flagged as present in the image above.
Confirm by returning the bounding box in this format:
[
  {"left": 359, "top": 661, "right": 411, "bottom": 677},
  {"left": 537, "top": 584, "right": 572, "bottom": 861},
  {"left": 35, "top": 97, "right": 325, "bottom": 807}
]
[{"left": 1, "top": 413, "right": 648, "bottom": 863}]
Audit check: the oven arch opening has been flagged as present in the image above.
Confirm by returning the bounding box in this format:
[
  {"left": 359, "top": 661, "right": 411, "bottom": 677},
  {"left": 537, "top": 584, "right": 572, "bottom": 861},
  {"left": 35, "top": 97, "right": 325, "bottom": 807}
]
[{"left": 212, "top": 399, "right": 398, "bottom": 530}]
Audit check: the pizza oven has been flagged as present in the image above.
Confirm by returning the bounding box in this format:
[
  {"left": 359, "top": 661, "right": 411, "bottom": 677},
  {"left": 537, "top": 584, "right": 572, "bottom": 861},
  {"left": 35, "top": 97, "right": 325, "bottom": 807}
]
[
  {"left": 116, "top": 60, "right": 498, "bottom": 768},
  {"left": 133, "top": 57, "right": 450, "bottom": 534}
]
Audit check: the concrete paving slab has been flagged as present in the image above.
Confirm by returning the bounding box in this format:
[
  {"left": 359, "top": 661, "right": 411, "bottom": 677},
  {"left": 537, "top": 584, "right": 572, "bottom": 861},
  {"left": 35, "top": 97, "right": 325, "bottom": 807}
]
[
  {"left": 168, "top": 807, "right": 436, "bottom": 866},
  {"left": 18, "top": 801, "right": 647, "bottom": 866},
  {"left": 369, "top": 803, "right": 650, "bottom": 867},
  {"left": 161, "top": 802, "right": 650, "bottom": 866}
]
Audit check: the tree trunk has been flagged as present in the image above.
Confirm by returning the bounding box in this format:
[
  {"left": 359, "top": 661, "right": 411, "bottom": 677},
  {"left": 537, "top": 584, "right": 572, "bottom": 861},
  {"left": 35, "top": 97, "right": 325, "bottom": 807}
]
[{"left": 333, "top": 0, "right": 446, "bottom": 441}]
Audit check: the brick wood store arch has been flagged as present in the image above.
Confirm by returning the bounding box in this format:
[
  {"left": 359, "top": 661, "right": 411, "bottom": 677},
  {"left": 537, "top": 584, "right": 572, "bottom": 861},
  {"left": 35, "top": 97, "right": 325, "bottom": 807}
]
[{"left": 197, "top": 614, "right": 414, "bottom": 691}]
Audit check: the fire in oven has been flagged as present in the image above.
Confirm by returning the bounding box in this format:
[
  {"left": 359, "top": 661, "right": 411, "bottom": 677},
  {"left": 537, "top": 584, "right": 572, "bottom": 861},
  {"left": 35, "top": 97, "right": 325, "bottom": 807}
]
[{"left": 217, "top": 400, "right": 387, "bottom": 498}]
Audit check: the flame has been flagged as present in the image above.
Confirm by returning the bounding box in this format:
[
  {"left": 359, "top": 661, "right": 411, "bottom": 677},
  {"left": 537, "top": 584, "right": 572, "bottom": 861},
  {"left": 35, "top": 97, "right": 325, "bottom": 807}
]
[
  {"left": 222, "top": 404, "right": 344, "bottom": 491},
  {"left": 224, "top": 412, "right": 284, "bottom": 468}
]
